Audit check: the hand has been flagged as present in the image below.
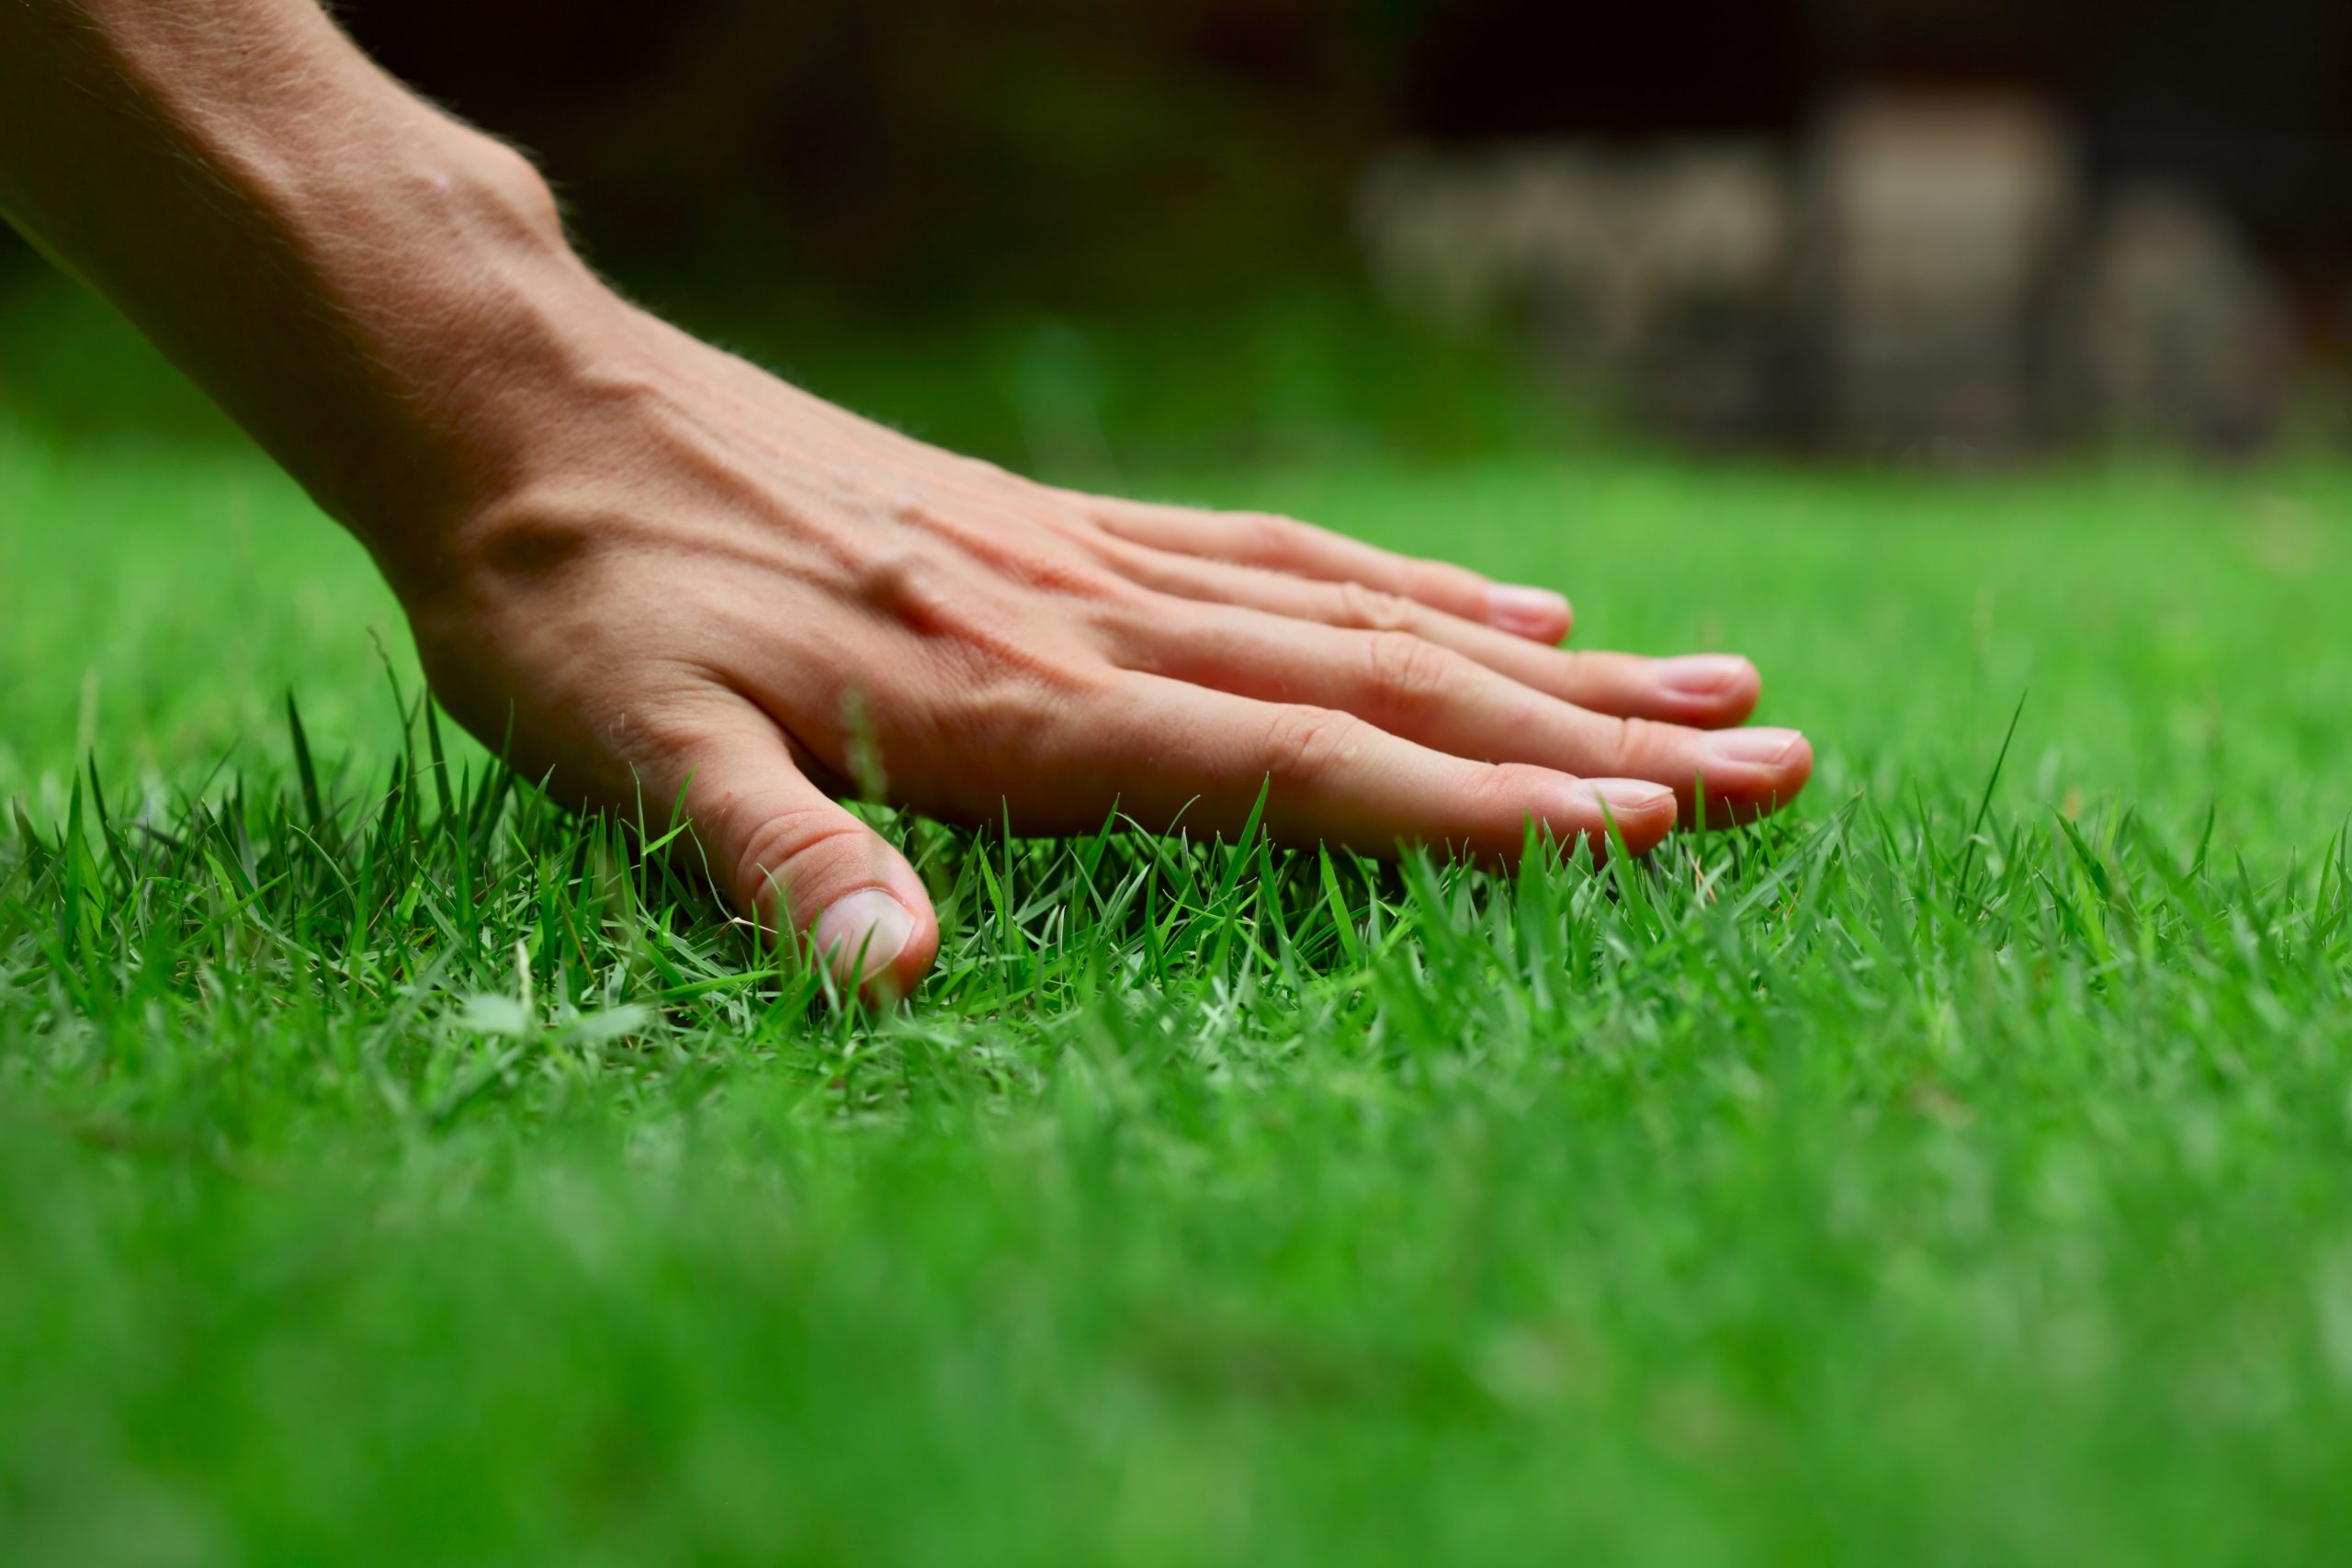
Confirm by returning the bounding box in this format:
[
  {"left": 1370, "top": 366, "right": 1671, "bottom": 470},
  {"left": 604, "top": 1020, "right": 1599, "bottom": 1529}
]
[
  {"left": 401, "top": 301, "right": 1813, "bottom": 995},
  {"left": 0, "top": 0, "right": 1805, "bottom": 997}
]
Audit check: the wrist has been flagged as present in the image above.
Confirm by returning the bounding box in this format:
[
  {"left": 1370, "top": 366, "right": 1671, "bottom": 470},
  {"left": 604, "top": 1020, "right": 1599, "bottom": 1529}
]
[
  {"left": 336, "top": 249, "right": 645, "bottom": 599},
  {"left": 2, "top": 0, "right": 630, "bottom": 563},
  {"left": 228, "top": 117, "right": 638, "bottom": 566}
]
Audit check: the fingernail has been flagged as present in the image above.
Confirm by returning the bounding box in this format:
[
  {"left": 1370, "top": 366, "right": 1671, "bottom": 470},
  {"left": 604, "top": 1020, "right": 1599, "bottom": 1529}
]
[
  {"left": 1704, "top": 728, "right": 1804, "bottom": 766},
  {"left": 1655, "top": 654, "right": 1753, "bottom": 696},
  {"left": 1589, "top": 778, "right": 1675, "bottom": 812},
  {"left": 1485, "top": 584, "right": 1571, "bottom": 637},
  {"left": 812, "top": 890, "right": 914, "bottom": 985}
]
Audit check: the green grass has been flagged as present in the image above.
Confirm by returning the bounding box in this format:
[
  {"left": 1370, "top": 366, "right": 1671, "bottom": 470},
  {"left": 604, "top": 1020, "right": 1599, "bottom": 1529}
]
[{"left": 6, "top": 410, "right": 2352, "bottom": 1565}]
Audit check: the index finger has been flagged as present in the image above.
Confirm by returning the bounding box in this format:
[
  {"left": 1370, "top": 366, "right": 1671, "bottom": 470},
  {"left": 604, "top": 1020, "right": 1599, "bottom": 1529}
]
[
  {"left": 1087, "top": 500, "right": 1575, "bottom": 643},
  {"left": 1065, "top": 672, "right": 1677, "bottom": 862}
]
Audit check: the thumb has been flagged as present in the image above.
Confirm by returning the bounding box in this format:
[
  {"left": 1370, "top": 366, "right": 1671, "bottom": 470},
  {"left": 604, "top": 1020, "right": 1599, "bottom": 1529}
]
[{"left": 668, "top": 711, "right": 939, "bottom": 997}]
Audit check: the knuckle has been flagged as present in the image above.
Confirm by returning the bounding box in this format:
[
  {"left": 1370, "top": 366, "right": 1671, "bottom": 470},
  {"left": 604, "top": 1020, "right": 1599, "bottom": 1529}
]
[
  {"left": 1470, "top": 762, "right": 1552, "bottom": 819},
  {"left": 1363, "top": 629, "right": 1457, "bottom": 707},
  {"left": 944, "top": 674, "right": 1058, "bottom": 752},
  {"left": 731, "top": 806, "right": 868, "bottom": 924},
  {"left": 1084, "top": 532, "right": 1165, "bottom": 581},
  {"left": 881, "top": 502, "right": 1136, "bottom": 609},
  {"left": 1261, "top": 705, "right": 1369, "bottom": 788},
  {"left": 1034, "top": 557, "right": 1140, "bottom": 605},
  {"left": 1083, "top": 588, "right": 1182, "bottom": 659},
  {"left": 859, "top": 546, "right": 1010, "bottom": 646},
  {"left": 1333, "top": 580, "right": 1419, "bottom": 632},
  {"left": 856, "top": 547, "right": 944, "bottom": 616},
  {"left": 1094, "top": 545, "right": 1201, "bottom": 611},
  {"left": 937, "top": 653, "right": 1114, "bottom": 758},
  {"left": 1605, "top": 714, "right": 1669, "bottom": 766},
  {"left": 1240, "top": 511, "right": 1311, "bottom": 562},
  {"left": 1083, "top": 501, "right": 1159, "bottom": 544}
]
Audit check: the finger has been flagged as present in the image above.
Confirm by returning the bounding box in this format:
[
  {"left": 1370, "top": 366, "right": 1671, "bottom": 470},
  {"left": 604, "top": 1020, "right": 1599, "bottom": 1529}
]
[
  {"left": 1101, "top": 547, "right": 1760, "bottom": 728},
  {"left": 666, "top": 708, "right": 940, "bottom": 998},
  {"left": 1069, "top": 672, "right": 1679, "bottom": 861},
  {"left": 1120, "top": 606, "right": 1811, "bottom": 827},
  {"left": 1089, "top": 499, "right": 1572, "bottom": 642}
]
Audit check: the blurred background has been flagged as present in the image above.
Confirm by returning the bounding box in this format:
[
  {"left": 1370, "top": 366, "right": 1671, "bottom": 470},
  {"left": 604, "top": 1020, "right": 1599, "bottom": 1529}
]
[{"left": 2, "top": 0, "right": 2347, "bottom": 468}]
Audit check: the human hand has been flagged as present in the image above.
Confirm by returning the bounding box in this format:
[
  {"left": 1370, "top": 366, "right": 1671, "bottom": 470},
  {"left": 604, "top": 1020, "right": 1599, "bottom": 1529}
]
[
  {"left": 0, "top": 5, "right": 1808, "bottom": 997},
  {"left": 399, "top": 302, "right": 1812, "bottom": 996}
]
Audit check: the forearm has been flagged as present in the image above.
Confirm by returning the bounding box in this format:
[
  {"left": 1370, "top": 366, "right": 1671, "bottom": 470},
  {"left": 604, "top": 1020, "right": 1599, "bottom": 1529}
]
[{"left": 0, "top": 0, "right": 615, "bottom": 573}]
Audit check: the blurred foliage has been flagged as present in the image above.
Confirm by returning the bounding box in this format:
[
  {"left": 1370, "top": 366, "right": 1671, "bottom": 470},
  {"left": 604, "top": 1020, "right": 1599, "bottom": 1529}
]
[
  {"left": 0, "top": 269, "right": 1615, "bottom": 472},
  {"left": 2, "top": 0, "right": 2345, "bottom": 455},
  {"left": 350, "top": 0, "right": 1417, "bottom": 317},
  {"left": 4, "top": 0, "right": 2348, "bottom": 321},
  {"left": 0, "top": 0, "right": 1425, "bottom": 317}
]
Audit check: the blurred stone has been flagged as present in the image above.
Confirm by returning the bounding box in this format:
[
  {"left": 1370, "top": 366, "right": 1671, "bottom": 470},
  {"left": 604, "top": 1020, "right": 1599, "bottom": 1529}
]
[
  {"left": 1355, "top": 100, "right": 2302, "bottom": 459},
  {"left": 2087, "top": 182, "right": 2292, "bottom": 454},
  {"left": 1803, "top": 92, "right": 2080, "bottom": 457},
  {"left": 1352, "top": 143, "right": 1604, "bottom": 334},
  {"left": 1611, "top": 146, "right": 1794, "bottom": 443},
  {"left": 1354, "top": 141, "right": 1793, "bottom": 439}
]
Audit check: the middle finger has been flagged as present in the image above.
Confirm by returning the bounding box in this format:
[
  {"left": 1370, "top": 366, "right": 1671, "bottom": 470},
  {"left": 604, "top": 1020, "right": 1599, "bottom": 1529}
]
[
  {"left": 1100, "top": 543, "right": 1762, "bottom": 728},
  {"left": 1111, "top": 599, "right": 1812, "bottom": 826}
]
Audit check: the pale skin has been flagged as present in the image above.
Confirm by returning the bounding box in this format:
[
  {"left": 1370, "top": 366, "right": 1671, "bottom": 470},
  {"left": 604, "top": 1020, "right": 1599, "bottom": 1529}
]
[{"left": 0, "top": 0, "right": 1813, "bottom": 995}]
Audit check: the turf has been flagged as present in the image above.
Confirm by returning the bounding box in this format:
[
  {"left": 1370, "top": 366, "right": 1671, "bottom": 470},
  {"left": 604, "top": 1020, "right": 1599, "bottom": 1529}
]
[{"left": 5, "top": 416, "right": 2352, "bottom": 1565}]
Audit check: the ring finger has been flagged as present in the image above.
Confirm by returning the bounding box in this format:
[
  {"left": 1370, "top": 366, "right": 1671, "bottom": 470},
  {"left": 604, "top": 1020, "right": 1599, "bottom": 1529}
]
[
  {"left": 1085, "top": 498, "right": 1576, "bottom": 642},
  {"left": 1101, "top": 542, "right": 1763, "bottom": 729},
  {"left": 1115, "top": 600, "right": 1811, "bottom": 826}
]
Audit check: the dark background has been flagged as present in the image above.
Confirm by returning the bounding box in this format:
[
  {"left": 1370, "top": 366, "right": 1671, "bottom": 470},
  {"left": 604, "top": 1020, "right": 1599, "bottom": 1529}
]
[
  {"left": 351, "top": 0, "right": 2352, "bottom": 316},
  {"left": 9, "top": 0, "right": 2346, "bottom": 314},
  {"left": 3, "top": 0, "right": 2348, "bottom": 453}
]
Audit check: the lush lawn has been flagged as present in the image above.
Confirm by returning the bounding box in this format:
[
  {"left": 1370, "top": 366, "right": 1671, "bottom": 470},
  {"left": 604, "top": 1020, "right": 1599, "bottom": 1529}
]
[{"left": 5, "top": 408, "right": 2352, "bottom": 1564}]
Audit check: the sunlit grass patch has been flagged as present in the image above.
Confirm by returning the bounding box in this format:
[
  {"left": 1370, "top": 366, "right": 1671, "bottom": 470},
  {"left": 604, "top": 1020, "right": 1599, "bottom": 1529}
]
[{"left": 6, "top": 426, "right": 2352, "bottom": 1563}]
